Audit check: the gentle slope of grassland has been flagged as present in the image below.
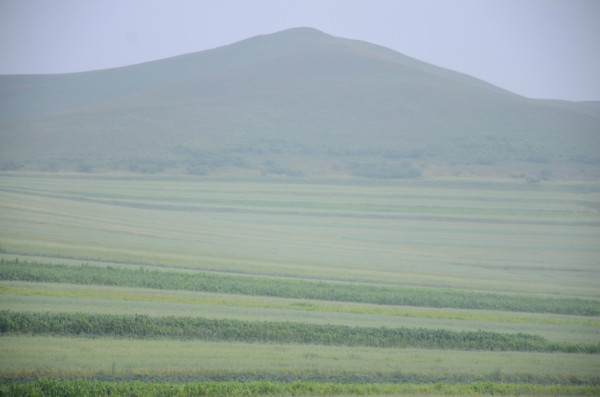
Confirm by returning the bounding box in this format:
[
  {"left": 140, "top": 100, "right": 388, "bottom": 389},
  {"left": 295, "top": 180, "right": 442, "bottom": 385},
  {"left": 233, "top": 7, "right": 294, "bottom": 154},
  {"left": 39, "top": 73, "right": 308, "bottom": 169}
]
[
  {"left": 1, "top": 174, "right": 599, "bottom": 297},
  {"left": 0, "top": 174, "right": 599, "bottom": 395}
]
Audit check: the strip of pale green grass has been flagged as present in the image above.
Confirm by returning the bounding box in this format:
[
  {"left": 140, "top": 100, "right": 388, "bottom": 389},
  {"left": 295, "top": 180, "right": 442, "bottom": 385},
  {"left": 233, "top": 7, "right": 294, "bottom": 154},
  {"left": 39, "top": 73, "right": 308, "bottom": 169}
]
[
  {"left": 1, "top": 282, "right": 597, "bottom": 328},
  {"left": 4, "top": 174, "right": 598, "bottom": 217},
  {"left": 1, "top": 336, "right": 599, "bottom": 384}
]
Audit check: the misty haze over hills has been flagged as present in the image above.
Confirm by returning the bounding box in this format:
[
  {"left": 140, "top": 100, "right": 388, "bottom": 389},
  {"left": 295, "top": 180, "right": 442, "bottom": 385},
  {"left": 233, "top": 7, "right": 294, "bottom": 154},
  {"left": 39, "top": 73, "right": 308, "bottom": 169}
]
[{"left": 1, "top": 27, "right": 599, "bottom": 178}]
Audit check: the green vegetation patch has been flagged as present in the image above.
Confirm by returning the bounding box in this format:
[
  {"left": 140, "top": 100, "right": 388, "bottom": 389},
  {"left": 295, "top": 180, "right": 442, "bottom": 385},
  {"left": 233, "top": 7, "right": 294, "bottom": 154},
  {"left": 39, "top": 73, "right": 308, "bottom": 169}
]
[
  {"left": 1, "top": 259, "right": 599, "bottom": 316},
  {"left": 1, "top": 310, "right": 598, "bottom": 353},
  {"left": 3, "top": 336, "right": 598, "bottom": 385},
  {"left": 3, "top": 282, "right": 597, "bottom": 328},
  {"left": 3, "top": 378, "right": 600, "bottom": 397}
]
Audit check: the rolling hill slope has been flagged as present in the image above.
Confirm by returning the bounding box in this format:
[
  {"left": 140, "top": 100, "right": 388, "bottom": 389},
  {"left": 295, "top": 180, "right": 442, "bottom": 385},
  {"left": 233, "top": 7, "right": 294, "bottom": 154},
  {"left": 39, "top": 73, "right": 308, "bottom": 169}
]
[{"left": 1, "top": 27, "right": 599, "bottom": 177}]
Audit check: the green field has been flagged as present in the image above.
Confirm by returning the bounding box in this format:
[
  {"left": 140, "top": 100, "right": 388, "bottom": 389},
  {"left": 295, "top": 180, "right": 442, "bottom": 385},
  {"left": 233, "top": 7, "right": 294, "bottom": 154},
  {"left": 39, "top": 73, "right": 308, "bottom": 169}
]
[{"left": 1, "top": 173, "right": 599, "bottom": 395}]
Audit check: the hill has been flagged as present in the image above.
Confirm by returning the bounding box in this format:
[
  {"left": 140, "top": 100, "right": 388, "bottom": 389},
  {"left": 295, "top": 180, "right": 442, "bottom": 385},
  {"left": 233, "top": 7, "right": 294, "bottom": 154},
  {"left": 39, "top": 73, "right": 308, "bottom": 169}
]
[{"left": 1, "top": 27, "right": 599, "bottom": 178}]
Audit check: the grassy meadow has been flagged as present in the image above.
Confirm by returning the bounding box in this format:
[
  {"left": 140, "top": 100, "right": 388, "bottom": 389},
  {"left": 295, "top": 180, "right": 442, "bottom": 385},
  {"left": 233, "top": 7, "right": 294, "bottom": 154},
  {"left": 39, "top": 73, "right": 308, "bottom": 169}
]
[{"left": 0, "top": 172, "right": 599, "bottom": 395}]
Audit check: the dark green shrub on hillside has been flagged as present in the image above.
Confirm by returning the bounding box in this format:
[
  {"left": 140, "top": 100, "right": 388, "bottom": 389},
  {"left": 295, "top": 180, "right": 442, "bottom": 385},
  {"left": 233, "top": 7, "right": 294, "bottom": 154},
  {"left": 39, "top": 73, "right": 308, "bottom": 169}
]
[
  {"left": 41, "top": 160, "right": 60, "bottom": 172},
  {"left": 540, "top": 169, "right": 552, "bottom": 181},
  {"left": 0, "top": 160, "right": 23, "bottom": 171},
  {"left": 186, "top": 165, "right": 208, "bottom": 176},
  {"left": 75, "top": 162, "right": 94, "bottom": 173},
  {"left": 127, "top": 160, "right": 166, "bottom": 174},
  {"left": 261, "top": 160, "right": 303, "bottom": 177},
  {"left": 350, "top": 162, "right": 421, "bottom": 179}
]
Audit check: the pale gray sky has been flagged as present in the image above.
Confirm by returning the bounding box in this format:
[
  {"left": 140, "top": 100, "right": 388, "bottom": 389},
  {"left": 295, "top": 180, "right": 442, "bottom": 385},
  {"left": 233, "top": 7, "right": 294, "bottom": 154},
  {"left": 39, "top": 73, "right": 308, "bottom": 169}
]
[{"left": 1, "top": 0, "right": 599, "bottom": 101}]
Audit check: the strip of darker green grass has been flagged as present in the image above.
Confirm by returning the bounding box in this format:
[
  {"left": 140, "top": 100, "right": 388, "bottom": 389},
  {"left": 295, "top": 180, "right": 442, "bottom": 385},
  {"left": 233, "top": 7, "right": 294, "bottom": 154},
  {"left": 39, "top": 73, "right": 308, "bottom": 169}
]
[
  {"left": 1, "top": 259, "right": 598, "bottom": 316},
  {"left": 3, "top": 378, "right": 600, "bottom": 396},
  {"left": 1, "top": 310, "right": 598, "bottom": 353}
]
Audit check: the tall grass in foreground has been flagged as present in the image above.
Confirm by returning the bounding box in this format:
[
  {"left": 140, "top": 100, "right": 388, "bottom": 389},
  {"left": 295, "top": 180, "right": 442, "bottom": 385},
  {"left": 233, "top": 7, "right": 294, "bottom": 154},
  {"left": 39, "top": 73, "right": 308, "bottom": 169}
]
[
  {"left": 3, "top": 379, "right": 600, "bottom": 397},
  {"left": 1, "top": 259, "right": 598, "bottom": 316}
]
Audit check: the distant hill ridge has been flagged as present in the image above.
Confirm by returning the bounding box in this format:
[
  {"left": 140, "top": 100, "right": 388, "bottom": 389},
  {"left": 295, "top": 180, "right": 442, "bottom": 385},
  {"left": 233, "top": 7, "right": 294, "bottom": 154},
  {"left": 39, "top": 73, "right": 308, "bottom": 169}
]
[{"left": 1, "top": 27, "right": 599, "bottom": 177}]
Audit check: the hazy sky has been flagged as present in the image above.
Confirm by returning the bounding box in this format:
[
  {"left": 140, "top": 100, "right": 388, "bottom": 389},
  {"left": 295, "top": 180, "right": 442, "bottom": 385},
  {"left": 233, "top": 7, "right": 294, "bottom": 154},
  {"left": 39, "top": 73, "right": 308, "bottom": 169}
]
[{"left": 1, "top": 0, "right": 599, "bottom": 101}]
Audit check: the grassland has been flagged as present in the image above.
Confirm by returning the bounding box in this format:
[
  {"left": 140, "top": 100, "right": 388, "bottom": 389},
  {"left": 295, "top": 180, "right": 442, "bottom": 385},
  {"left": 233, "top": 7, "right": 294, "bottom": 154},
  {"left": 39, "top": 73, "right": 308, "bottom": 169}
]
[
  {"left": 2, "top": 335, "right": 599, "bottom": 381},
  {"left": 6, "top": 378, "right": 600, "bottom": 397},
  {"left": 1, "top": 174, "right": 598, "bottom": 294},
  {"left": 0, "top": 173, "right": 599, "bottom": 395},
  {"left": 2, "top": 260, "right": 597, "bottom": 315}
]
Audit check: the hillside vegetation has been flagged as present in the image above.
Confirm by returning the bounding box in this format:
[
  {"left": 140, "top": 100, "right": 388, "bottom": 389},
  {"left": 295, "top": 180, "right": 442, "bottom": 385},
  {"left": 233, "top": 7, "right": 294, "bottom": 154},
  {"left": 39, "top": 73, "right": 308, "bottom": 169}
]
[{"left": 1, "top": 28, "right": 599, "bottom": 177}]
